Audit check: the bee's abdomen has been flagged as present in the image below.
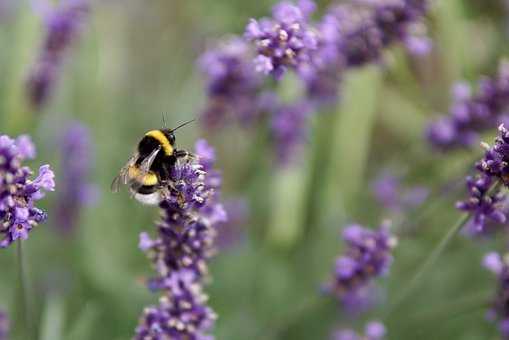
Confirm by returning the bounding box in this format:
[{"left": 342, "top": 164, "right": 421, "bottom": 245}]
[{"left": 135, "top": 185, "right": 158, "bottom": 195}]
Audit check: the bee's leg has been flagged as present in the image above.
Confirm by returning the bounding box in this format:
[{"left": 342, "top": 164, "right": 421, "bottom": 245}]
[
  {"left": 174, "top": 149, "right": 196, "bottom": 161},
  {"left": 160, "top": 186, "right": 172, "bottom": 201}
]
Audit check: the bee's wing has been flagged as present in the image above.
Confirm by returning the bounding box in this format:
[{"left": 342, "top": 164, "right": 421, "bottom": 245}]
[
  {"left": 111, "top": 154, "right": 139, "bottom": 193},
  {"left": 139, "top": 146, "right": 161, "bottom": 174}
]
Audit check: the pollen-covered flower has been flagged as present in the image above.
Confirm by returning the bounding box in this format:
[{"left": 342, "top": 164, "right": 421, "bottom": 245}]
[
  {"left": 0, "top": 309, "right": 8, "bottom": 340},
  {"left": 55, "top": 122, "right": 97, "bottom": 234},
  {"left": 135, "top": 139, "right": 226, "bottom": 338},
  {"left": 483, "top": 252, "right": 509, "bottom": 339},
  {"left": 26, "top": 0, "right": 89, "bottom": 109},
  {"left": 0, "top": 134, "right": 55, "bottom": 248},
  {"left": 134, "top": 270, "right": 216, "bottom": 340},
  {"left": 332, "top": 321, "right": 386, "bottom": 340},
  {"left": 199, "top": 38, "right": 262, "bottom": 127},
  {"left": 427, "top": 61, "right": 509, "bottom": 150},
  {"left": 244, "top": 0, "right": 318, "bottom": 79},
  {"left": 324, "top": 222, "right": 397, "bottom": 311}
]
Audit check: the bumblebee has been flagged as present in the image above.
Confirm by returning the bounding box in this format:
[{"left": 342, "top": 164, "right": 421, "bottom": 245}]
[{"left": 111, "top": 120, "right": 194, "bottom": 205}]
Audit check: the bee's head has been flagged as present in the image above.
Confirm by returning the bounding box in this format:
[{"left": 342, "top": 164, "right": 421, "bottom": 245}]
[
  {"left": 168, "top": 131, "right": 176, "bottom": 145},
  {"left": 164, "top": 119, "right": 195, "bottom": 146}
]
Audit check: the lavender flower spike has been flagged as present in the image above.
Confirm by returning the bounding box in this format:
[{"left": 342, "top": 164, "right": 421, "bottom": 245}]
[
  {"left": 55, "top": 122, "right": 97, "bottom": 234},
  {"left": 324, "top": 222, "right": 397, "bottom": 311},
  {"left": 332, "top": 321, "right": 386, "bottom": 340},
  {"left": 0, "top": 309, "right": 8, "bottom": 340},
  {"left": 26, "top": 0, "right": 89, "bottom": 109},
  {"left": 134, "top": 139, "right": 226, "bottom": 339},
  {"left": 427, "top": 61, "right": 509, "bottom": 150},
  {"left": 0, "top": 134, "right": 55, "bottom": 248},
  {"left": 245, "top": 0, "right": 318, "bottom": 79},
  {"left": 483, "top": 252, "right": 509, "bottom": 339}
]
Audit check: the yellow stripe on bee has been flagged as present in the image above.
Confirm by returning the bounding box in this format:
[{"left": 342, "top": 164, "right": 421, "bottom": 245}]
[
  {"left": 128, "top": 166, "right": 159, "bottom": 186},
  {"left": 145, "top": 130, "right": 173, "bottom": 155}
]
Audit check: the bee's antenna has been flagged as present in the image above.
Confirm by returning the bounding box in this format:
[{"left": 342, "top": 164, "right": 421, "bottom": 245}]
[
  {"left": 170, "top": 119, "right": 195, "bottom": 133},
  {"left": 162, "top": 113, "right": 167, "bottom": 129}
]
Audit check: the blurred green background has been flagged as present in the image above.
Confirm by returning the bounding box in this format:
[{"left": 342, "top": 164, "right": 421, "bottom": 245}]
[{"left": 1, "top": 0, "right": 509, "bottom": 339}]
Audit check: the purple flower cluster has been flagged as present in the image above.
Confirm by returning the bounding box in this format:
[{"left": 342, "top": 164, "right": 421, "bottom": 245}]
[
  {"left": 55, "top": 122, "right": 97, "bottom": 234},
  {"left": 427, "top": 61, "right": 509, "bottom": 150},
  {"left": 324, "top": 223, "right": 397, "bottom": 311},
  {"left": 483, "top": 252, "right": 509, "bottom": 339},
  {"left": 199, "top": 38, "right": 262, "bottom": 127},
  {"left": 26, "top": 0, "right": 89, "bottom": 110},
  {"left": 134, "top": 139, "right": 226, "bottom": 340},
  {"left": 200, "top": 0, "right": 430, "bottom": 165},
  {"left": 332, "top": 321, "right": 386, "bottom": 340},
  {"left": 0, "top": 309, "right": 8, "bottom": 340},
  {"left": 456, "top": 125, "right": 509, "bottom": 235},
  {"left": 0, "top": 134, "right": 55, "bottom": 248},
  {"left": 456, "top": 174, "right": 507, "bottom": 236},
  {"left": 371, "top": 171, "right": 428, "bottom": 214},
  {"left": 245, "top": 0, "right": 318, "bottom": 79}
]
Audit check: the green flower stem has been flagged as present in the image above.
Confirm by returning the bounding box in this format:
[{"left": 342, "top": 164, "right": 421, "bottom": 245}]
[
  {"left": 386, "top": 213, "right": 470, "bottom": 318},
  {"left": 17, "top": 240, "right": 33, "bottom": 339}
]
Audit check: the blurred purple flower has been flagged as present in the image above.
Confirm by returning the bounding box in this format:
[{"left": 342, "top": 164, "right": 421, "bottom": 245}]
[
  {"left": 324, "top": 222, "right": 397, "bottom": 312},
  {"left": 216, "top": 199, "right": 248, "bottom": 249},
  {"left": 26, "top": 0, "right": 89, "bottom": 110},
  {"left": 427, "top": 61, "right": 509, "bottom": 150},
  {"left": 270, "top": 100, "right": 313, "bottom": 165},
  {"left": 0, "top": 134, "right": 55, "bottom": 248},
  {"left": 199, "top": 38, "right": 262, "bottom": 127},
  {"left": 134, "top": 139, "right": 226, "bottom": 339},
  {"left": 54, "top": 122, "right": 97, "bottom": 234},
  {"left": 320, "top": 0, "right": 430, "bottom": 68},
  {"left": 0, "top": 309, "right": 8, "bottom": 340},
  {"left": 303, "top": 0, "right": 429, "bottom": 105},
  {"left": 372, "top": 171, "right": 428, "bottom": 214},
  {"left": 332, "top": 321, "right": 386, "bottom": 340},
  {"left": 483, "top": 252, "right": 509, "bottom": 340},
  {"left": 244, "top": 0, "right": 318, "bottom": 79}
]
